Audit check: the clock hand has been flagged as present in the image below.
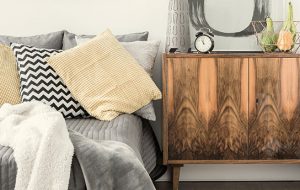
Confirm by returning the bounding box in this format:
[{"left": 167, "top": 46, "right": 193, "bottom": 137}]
[{"left": 201, "top": 39, "right": 205, "bottom": 44}]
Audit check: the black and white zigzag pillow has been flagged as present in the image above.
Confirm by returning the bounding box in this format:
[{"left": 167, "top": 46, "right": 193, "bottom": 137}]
[{"left": 11, "top": 43, "right": 88, "bottom": 118}]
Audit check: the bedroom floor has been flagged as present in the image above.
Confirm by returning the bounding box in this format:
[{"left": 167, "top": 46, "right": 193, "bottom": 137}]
[{"left": 154, "top": 181, "right": 300, "bottom": 190}]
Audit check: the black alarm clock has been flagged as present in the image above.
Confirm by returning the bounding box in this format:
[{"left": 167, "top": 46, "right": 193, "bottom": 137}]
[{"left": 194, "top": 28, "right": 214, "bottom": 53}]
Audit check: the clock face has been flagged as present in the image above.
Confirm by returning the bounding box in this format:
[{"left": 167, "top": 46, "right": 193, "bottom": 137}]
[{"left": 195, "top": 35, "right": 214, "bottom": 53}]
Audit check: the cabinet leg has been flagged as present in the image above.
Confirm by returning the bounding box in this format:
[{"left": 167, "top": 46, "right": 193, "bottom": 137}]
[{"left": 172, "top": 164, "right": 183, "bottom": 190}]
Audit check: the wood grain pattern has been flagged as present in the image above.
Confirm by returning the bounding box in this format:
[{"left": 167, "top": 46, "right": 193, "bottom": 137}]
[
  {"left": 163, "top": 53, "right": 300, "bottom": 164},
  {"left": 211, "top": 58, "right": 248, "bottom": 160},
  {"left": 163, "top": 54, "right": 169, "bottom": 164},
  {"left": 168, "top": 58, "right": 204, "bottom": 160},
  {"left": 166, "top": 57, "right": 248, "bottom": 160},
  {"left": 248, "top": 58, "right": 300, "bottom": 159}
]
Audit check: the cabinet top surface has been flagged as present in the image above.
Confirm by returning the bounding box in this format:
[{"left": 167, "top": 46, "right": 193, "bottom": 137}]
[{"left": 164, "top": 52, "right": 300, "bottom": 58}]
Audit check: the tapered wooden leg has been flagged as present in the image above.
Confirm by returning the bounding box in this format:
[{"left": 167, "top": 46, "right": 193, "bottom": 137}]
[{"left": 172, "top": 164, "right": 183, "bottom": 190}]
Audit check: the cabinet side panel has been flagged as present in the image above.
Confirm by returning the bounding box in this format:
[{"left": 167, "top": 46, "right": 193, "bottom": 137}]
[{"left": 162, "top": 54, "right": 168, "bottom": 164}]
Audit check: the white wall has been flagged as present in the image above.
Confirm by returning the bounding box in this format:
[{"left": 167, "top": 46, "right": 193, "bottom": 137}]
[
  {"left": 2, "top": 0, "right": 300, "bottom": 182},
  {"left": 0, "top": 0, "right": 168, "bottom": 150}
]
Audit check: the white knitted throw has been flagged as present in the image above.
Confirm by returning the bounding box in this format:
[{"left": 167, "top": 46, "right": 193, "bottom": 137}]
[{"left": 0, "top": 102, "right": 73, "bottom": 190}]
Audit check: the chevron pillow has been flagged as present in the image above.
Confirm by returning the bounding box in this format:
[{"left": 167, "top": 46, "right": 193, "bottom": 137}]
[{"left": 10, "top": 43, "right": 88, "bottom": 118}]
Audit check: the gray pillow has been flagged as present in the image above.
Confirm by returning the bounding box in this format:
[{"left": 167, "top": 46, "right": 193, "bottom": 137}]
[
  {"left": 134, "top": 102, "right": 157, "bottom": 121},
  {"left": 62, "top": 30, "right": 149, "bottom": 50},
  {"left": 121, "top": 41, "right": 161, "bottom": 121},
  {"left": 76, "top": 37, "right": 160, "bottom": 121},
  {"left": 0, "top": 31, "right": 64, "bottom": 49}
]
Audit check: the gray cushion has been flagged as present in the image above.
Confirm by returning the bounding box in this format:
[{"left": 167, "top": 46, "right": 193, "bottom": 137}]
[
  {"left": 0, "top": 31, "right": 64, "bottom": 49},
  {"left": 62, "top": 30, "right": 149, "bottom": 50},
  {"left": 117, "top": 40, "right": 161, "bottom": 121},
  {"left": 135, "top": 102, "right": 156, "bottom": 121}
]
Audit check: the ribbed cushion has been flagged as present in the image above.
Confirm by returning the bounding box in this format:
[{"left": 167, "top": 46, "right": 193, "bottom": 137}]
[
  {"left": 48, "top": 29, "right": 162, "bottom": 121},
  {"left": 0, "top": 44, "right": 21, "bottom": 105},
  {"left": 67, "top": 115, "right": 143, "bottom": 161}
]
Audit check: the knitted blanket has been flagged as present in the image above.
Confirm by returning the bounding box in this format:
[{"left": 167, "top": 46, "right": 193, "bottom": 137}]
[{"left": 0, "top": 102, "right": 73, "bottom": 190}]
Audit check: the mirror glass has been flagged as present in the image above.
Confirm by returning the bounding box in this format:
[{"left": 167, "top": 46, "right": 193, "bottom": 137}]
[{"left": 205, "top": 0, "right": 254, "bottom": 33}]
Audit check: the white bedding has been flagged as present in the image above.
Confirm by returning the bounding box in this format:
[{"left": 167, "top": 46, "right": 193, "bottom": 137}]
[{"left": 0, "top": 102, "right": 73, "bottom": 190}]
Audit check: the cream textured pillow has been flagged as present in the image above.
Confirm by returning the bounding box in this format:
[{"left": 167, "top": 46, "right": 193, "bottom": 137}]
[
  {"left": 77, "top": 37, "right": 160, "bottom": 121},
  {"left": 48, "top": 29, "right": 162, "bottom": 121},
  {"left": 0, "top": 44, "right": 21, "bottom": 105}
]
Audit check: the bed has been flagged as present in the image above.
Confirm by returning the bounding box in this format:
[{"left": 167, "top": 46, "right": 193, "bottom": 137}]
[
  {"left": 0, "top": 27, "right": 165, "bottom": 189},
  {"left": 0, "top": 114, "right": 166, "bottom": 190}
]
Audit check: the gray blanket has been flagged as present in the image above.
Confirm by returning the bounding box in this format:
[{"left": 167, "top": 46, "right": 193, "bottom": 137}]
[
  {"left": 69, "top": 130, "right": 155, "bottom": 190},
  {"left": 0, "top": 115, "right": 163, "bottom": 190}
]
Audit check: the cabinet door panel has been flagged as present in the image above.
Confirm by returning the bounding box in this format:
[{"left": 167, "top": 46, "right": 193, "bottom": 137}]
[
  {"left": 248, "top": 58, "right": 300, "bottom": 159},
  {"left": 167, "top": 58, "right": 248, "bottom": 160},
  {"left": 212, "top": 58, "right": 248, "bottom": 160}
]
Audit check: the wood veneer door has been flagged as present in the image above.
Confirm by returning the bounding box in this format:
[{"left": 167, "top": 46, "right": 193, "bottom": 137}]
[
  {"left": 166, "top": 57, "right": 248, "bottom": 161},
  {"left": 248, "top": 58, "right": 300, "bottom": 159}
]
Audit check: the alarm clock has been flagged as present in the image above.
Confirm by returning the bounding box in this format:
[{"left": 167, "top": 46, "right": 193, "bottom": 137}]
[{"left": 194, "top": 28, "right": 214, "bottom": 53}]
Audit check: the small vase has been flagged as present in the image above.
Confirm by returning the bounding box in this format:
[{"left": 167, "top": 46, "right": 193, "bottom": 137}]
[{"left": 165, "top": 0, "right": 191, "bottom": 53}]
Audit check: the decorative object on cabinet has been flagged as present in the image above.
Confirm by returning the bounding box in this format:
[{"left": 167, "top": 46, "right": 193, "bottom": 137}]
[
  {"left": 194, "top": 28, "right": 214, "bottom": 53},
  {"left": 163, "top": 52, "right": 300, "bottom": 190},
  {"left": 252, "top": 20, "right": 300, "bottom": 53},
  {"left": 252, "top": 2, "right": 300, "bottom": 53},
  {"left": 165, "top": 0, "right": 190, "bottom": 52}
]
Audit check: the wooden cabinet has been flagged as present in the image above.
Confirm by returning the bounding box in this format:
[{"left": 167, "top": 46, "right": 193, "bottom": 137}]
[{"left": 163, "top": 53, "right": 300, "bottom": 190}]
